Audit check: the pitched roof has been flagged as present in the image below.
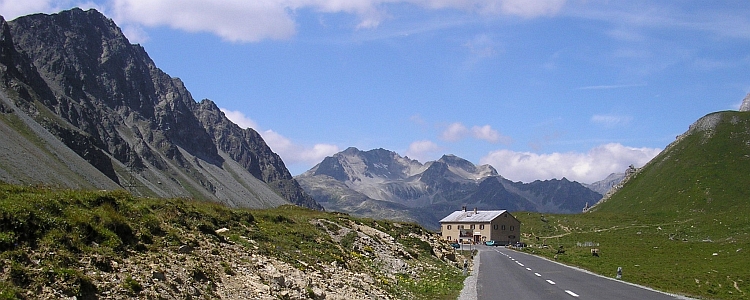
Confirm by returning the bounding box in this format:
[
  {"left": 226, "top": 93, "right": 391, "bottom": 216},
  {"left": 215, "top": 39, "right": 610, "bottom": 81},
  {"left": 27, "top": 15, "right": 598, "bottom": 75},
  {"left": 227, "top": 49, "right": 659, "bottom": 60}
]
[{"left": 439, "top": 210, "right": 507, "bottom": 223}]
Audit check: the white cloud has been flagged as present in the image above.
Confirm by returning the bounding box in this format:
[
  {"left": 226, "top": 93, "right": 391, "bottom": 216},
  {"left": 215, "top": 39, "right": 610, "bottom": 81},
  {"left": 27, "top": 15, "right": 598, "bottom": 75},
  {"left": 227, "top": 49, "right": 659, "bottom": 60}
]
[
  {"left": 591, "top": 114, "right": 633, "bottom": 128},
  {"left": 2, "top": 0, "right": 570, "bottom": 42},
  {"left": 0, "top": 0, "right": 100, "bottom": 20},
  {"left": 471, "top": 125, "right": 510, "bottom": 144},
  {"left": 405, "top": 140, "right": 440, "bottom": 162},
  {"left": 479, "top": 143, "right": 661, "bottom": 184},
  {"left": 441, "top": 122, "right": 510, "bottom": 144},
  {"left": 111, "top": 0, "right": 297, "bottom": 42},
  {"left": 0, "top": 0, "right": 569, "bottom": 43},
  {"left": 0, "top": 0, "right": 58, "bottom": 19},
  {"left": 260, "top": 130, "right": 340, "bottom": 164},
  {"left": 221, "top": 108, "right": 259, "bottom": 129},
  {"left": 221, "top": 108, "right": 339, "bottom": 167},
  {"left": 441, "top": 122, "right": 469, "bottom": 142}
]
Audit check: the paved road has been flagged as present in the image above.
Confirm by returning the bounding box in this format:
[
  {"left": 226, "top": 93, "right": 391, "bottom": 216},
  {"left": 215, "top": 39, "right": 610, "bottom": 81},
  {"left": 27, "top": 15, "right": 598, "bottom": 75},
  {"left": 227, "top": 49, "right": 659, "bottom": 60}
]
[{"left": 474, "top": 246, "right": 686, "bottom": 300}]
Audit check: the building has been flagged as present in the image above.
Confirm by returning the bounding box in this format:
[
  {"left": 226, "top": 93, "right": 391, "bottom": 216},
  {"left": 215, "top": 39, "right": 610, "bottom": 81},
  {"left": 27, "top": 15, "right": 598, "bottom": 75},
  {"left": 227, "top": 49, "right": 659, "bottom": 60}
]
[{"left": 439, "top": 207, "right": 521, "bottom": 245}]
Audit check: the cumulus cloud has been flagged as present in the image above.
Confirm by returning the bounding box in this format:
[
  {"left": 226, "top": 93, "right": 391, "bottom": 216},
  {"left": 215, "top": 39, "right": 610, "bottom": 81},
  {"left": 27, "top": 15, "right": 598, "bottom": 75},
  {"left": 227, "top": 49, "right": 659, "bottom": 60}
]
[
  {"left": 441, "top": 122, "right": 510, "bottom": 144},
  {"left": 479, "top": 143, "right": 661, "bottom": 184},
  {"left": 405, "top": 140, "right": 440, "bottom": 162},
  {"left": 221, "top": 108, "right": 259, "bottom": 129},
  {"left": 110, "top": 0, "right": 297, "bottom": 42},
  {"left": 1, "top": 0, "right": 569, "bottom": 42},
  {"left": 221, "top": 108, "right": 339, "bottom": 168},
  {"left": 260, "top": 130, "right": 340, "bottom": 164},
  {"left": 3, "top": 0, "right": 570, "bottom": 42},
  {"left": 471, "top": 125, "right": 511, "bottom": 143},
  {"left": 441, "top": 122, "right": 469, "bottom": 142},
  {"left": 0, "top": 0, "right": 100, "bottom": 20}
]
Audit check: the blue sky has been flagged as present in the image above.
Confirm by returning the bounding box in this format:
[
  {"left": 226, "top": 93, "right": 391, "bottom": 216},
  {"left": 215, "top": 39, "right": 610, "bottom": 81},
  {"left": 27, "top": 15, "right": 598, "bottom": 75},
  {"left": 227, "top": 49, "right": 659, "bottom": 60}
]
[{"left": 3, "top": 0, "right": 750, "bottom": 183}]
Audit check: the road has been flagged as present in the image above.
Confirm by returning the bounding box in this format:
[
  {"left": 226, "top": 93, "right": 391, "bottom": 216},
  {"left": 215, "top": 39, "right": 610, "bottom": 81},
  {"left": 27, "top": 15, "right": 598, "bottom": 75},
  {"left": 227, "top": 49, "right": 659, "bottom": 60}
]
[{"left": 471, "top": 246, "right": 686, "bottom": 300}]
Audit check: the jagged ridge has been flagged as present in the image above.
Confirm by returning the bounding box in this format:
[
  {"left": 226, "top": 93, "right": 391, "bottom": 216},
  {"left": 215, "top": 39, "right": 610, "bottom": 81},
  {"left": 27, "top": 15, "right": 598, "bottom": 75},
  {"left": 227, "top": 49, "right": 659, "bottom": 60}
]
[
  {"left": 0, "top": 9, "right": 320, "bottom": 210},
  {"left": 296, "top": 147, "right": 603, "bottom": 229}
]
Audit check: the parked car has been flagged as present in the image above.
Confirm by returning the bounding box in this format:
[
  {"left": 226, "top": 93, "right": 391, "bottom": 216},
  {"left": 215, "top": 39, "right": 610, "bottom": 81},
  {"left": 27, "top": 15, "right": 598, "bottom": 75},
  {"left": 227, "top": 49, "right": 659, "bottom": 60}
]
[
  {"left": 450, "top": 243, "right": 461, "bottom": 249},
  {"left": 484, "top": 240, "right": 497, "bottom": 246}
]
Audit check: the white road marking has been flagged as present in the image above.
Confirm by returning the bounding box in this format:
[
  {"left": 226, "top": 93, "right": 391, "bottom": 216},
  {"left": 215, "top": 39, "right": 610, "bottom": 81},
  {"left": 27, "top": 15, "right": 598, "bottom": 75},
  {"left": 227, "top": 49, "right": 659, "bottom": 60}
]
[
  {"left": 565, "top": 290, "right": 580, "bottom": 297},
  {"left": 546, "top": 280, "right": 556, "bottom": 285},
  {"left": 518, "top": 263, "right": 525, "bottom": 267},
  {"left": 526, "top": 268, "right": 532, "bottom": 271},
  {"left": 534, "top": 273, "right": 542, "bottom": 277}
]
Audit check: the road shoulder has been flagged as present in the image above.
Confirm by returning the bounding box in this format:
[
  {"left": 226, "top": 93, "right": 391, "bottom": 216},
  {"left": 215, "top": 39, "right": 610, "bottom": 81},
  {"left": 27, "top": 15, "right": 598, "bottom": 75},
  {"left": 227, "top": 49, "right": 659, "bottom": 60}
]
[{"left": 457, "top": 249, "right": 481, "bottom": 300}]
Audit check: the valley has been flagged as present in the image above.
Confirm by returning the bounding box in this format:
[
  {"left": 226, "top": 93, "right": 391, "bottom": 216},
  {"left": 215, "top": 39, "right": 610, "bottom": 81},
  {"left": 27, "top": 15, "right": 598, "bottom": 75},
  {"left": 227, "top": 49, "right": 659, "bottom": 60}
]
[{"left": 0, "top": 7, "right": 748, "bottom": 300}]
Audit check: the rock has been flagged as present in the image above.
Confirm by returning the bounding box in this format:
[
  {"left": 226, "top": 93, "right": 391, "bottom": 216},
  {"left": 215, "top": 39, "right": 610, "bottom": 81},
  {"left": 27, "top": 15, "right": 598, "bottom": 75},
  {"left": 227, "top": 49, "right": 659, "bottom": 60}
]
[
  {"left": 215, "top": 228, "right": 229, "bottom": 234},
  {"left": 178, "top": 245, "right": 194, "bottom": 253},
  {"left": 740, "top": 93, "right": 750, "bottom": 112},
  {"left": 152, "top": 271, "right": 166, "bottom": 281},
  {"left": 312, "top": 287, "right": 326, "bottom": 299}
]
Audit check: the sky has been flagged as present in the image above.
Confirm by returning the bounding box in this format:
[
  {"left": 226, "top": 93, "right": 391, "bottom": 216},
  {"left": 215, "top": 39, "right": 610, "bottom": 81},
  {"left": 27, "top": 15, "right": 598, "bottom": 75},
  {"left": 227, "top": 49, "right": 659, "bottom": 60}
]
[{"left": 2, "top": 0, "right": 750, "bottom": 184}]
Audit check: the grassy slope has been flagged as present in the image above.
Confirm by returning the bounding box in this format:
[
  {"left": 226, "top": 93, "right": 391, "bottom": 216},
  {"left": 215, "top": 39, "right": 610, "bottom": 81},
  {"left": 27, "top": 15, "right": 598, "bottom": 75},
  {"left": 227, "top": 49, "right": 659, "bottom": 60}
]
[
  {"left": 515, "top": 111, "right": 750, "bottom": 299},
  {"left": 0, "top": 184, "right": 465, "bottom": 299}
]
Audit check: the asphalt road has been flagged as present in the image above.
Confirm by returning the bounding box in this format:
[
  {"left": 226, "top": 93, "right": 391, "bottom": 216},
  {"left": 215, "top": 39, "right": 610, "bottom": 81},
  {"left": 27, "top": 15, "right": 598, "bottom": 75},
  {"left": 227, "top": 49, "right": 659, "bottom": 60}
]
[{"left": 474, "top": 246, "right": 686, "bottom": 300}]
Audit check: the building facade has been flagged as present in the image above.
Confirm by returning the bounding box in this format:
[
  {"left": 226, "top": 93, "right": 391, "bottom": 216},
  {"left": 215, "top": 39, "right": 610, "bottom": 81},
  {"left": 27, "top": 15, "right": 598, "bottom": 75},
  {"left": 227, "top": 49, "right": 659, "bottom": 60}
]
[{"left": 439, "top": 207, "right": 521, "bottom": 245}]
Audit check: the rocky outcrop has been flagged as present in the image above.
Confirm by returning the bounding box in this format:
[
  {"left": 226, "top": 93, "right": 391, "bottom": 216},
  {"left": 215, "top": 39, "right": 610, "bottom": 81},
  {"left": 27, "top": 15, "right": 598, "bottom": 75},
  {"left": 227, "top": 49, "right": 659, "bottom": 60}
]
[
  {"left": 584, "top": 172, "right": 626, "bottom": 196},
  {"left": 0, "top": 9, "right": 320, "bottom": 209},
  {"left": 23, "top": 216, "right": 457, "bottom": 299},
  {"left": 740, "top": 92, "right": 750, "bottom": 112},
  {"left": 296, "top": 147, "right": 603, "bottom": 229}
]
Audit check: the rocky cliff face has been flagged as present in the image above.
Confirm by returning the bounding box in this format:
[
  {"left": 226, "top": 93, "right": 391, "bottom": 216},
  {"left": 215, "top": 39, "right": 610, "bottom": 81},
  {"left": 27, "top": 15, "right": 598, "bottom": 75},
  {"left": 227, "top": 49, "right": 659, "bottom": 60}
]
[
  {"left": 584, "top": 172, "right": 626, "bottom": 196},
  {"left": 740, "top": 93, "right": 750, "bottom": 112},
  {"left": 0, "top": 9, "right": 320, "bottom": 210},
  {"left": 296, "top": 147, "right": 602, "bottom": 229}
]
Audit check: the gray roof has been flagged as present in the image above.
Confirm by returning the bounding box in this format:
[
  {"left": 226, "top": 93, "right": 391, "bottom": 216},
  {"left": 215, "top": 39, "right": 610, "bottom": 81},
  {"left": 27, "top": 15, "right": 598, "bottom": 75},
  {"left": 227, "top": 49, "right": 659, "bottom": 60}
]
[{"left": 439, "top": 210, "right": 507, "bottom": 223}]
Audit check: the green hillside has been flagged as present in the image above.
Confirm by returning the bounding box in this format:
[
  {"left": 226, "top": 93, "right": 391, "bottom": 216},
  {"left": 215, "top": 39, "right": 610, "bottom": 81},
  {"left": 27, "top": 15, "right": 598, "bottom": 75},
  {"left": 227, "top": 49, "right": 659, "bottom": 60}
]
[{"left": 515, "top": 111, "right": 750, "bottom": 299}]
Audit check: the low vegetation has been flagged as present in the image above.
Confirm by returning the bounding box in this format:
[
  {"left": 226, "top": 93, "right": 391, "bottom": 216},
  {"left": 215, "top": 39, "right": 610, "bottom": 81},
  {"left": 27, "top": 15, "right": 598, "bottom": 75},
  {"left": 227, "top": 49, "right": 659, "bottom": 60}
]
[
  {"left": 0, "top": 183, "right": 466, "bottom": 299},
  {"left": 513, "top": 112, "right": 750, "bottom": 300}
]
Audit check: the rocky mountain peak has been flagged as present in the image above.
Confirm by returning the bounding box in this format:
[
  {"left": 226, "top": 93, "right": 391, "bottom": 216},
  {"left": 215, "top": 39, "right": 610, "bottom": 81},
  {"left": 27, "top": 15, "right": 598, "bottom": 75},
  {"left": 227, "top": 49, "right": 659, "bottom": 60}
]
[
  {"left": 297, "top": 148, "right": 601, "bottom": 229},
  {"left": 740, "top": 92, "right": 750, "bottom": 112},
  {"left": 0, "top": 8, "right": 321, "bottom": 210}
]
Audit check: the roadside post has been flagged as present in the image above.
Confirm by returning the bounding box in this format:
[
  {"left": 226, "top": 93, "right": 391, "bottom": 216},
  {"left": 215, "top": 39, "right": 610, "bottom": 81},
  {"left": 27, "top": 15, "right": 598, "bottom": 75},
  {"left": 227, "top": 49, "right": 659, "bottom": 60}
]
[{"left": 616, "top": 267, "right": 622, "bottom": 279}]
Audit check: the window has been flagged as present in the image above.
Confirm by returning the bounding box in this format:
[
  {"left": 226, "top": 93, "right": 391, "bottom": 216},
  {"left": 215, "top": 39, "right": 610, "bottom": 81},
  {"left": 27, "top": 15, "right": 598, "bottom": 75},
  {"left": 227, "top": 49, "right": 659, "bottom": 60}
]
[
  {"left": 493, "top": 225, "right": 498, "bottom": 230},
  {"left": 480, "top": 224, "right": 485, "bottom": 230},
  {"left": 510, "top": 226, "right": 515, "bottom": 231},
  {"left": 482, "top": 236, "right": 487, "bottom": 241},
  {"left": 447, "top": 225, "right": 452, "bottom": 230},
  {"left": 447, "top": 236, "right": 452, "bottom": 241},
  {"left": 458, "top": 225, "right": 464, "bottom": 230},
  {"left": 470, "top": 224, "right": 475, "bottom": 230},
  {"left": 501, "top": 225, "right": 506, "bottom": 230}
]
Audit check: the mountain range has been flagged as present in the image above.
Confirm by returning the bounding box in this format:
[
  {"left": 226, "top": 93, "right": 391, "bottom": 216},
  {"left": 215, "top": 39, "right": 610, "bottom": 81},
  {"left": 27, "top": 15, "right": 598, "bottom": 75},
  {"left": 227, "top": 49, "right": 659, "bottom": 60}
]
[
  {"left": 0, "top": 8, "right": 319, "bottom": 210},
  {"left": 0, "top": 8, "right": 618, "bottom": 230},
  {"left": 296, "top": 147, "right": 604, "bottom": 229}
]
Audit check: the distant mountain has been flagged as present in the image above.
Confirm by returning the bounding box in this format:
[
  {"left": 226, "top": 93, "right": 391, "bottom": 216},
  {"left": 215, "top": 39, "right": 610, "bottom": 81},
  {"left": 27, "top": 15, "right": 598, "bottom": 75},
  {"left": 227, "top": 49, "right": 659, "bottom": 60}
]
[
  {"left": 0, "top": 9, "right": 320, "bottom": 210},
  {"left": 296, "top": 147, "right": 603, "bottom": 229},
  {"left": 584, "top": 172, "right": 626, "bottom": 195}
]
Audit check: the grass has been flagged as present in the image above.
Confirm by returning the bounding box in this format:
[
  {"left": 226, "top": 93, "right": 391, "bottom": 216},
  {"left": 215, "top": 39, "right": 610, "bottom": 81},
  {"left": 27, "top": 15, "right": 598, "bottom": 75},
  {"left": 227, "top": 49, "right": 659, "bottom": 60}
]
[
  {"left": 510, "top": 111, "right": 750, "bottom": 300},
  {"left": 0, "top": 183, "right": 464, "bottom": 299}
]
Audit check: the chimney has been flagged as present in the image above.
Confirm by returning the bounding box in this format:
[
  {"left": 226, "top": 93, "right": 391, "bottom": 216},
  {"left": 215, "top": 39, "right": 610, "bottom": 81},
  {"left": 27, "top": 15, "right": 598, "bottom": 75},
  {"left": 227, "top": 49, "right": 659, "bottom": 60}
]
[
  {"left": 474, "top": 207, "right": 478, "bottom": 213},
  {"left": 462, "top": 206, "right": 467, "bottom": 212}
]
